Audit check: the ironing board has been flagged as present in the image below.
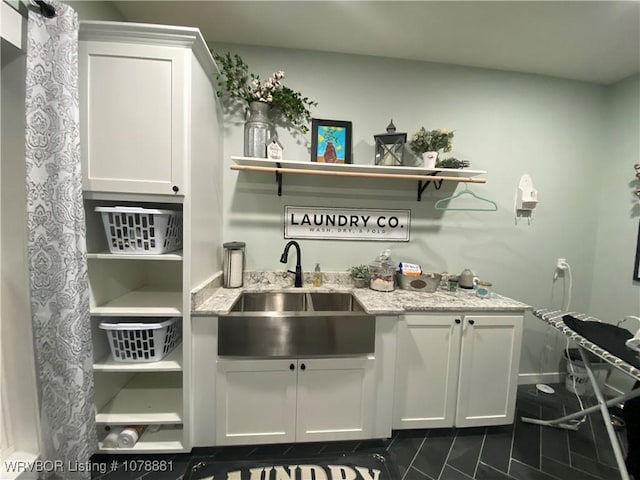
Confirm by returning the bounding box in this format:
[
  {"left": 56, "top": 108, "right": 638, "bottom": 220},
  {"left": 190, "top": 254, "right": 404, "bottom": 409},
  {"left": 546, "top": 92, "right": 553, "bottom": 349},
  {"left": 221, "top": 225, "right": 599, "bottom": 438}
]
[{"left": 521, "top": 309, "right": 640, "bottom": 480}]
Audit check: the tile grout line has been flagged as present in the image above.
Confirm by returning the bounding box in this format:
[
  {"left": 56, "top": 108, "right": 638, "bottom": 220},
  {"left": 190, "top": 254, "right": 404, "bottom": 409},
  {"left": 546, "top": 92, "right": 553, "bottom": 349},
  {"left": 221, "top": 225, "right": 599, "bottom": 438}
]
[
  {"left": 472, "top": 428, "right": 487, "bottom": 479},
  {"left": 510, "top": 458, "right": 563, "bottom": 480},
  {"left": 569, "top": 451, "right": 618, "bottom": 480},
  {"left": 507, "top": 416, "right": 518, "bottom": 477},
  {"left": 401, "top": 434, "right": 427, "bottom": 480},
  {"left": 409, "top": 464, "right": 437, "bottom": 480},
  {"left": 444, "top": 463, "right": 474, "bottom": 479},
  {"left": 538, "top": 399, "right": 543, "bottom": 474},
  {"left": 436, "top": 431, "right": 457, "bottom": 480}
]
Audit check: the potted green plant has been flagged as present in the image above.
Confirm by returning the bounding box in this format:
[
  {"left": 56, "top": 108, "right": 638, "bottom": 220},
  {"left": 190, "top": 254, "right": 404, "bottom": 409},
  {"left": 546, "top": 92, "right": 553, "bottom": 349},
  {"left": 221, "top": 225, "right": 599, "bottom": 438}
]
[
  {"left": 409, "top": 128, "right": 455, "bottom": 169},
  {"left": 213, "top": 53, "right": 318, "bottom": 157},
  {"left": 349, "top": 264, "right": 370, "bottom": 288}
]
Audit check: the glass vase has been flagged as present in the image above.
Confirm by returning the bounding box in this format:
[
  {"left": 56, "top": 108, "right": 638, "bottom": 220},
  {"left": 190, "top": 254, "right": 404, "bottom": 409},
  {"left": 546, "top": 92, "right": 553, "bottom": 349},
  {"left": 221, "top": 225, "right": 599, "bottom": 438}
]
[{"left": 244, "top": 101, "right": 273, "bottom": 158}]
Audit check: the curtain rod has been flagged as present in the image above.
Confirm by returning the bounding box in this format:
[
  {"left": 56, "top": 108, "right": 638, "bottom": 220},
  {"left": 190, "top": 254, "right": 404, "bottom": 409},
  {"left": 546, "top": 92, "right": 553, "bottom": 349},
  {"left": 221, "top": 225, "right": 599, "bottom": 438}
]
[{"left": 32, "top": 0, "right": 55, "bottom": 18}]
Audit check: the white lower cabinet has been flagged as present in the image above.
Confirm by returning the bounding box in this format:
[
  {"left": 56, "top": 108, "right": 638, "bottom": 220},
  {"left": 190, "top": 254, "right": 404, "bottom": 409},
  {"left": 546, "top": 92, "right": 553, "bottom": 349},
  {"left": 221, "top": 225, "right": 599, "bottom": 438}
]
[
  {"left": 455, "top": 314, "right": 523, "bottom": 427},
  {"left": 215, "top": 356, "right": 375, "bottom": 445},
  {"left": 393, "top": 314, "right": 461, "bottom": 429},
  {"left": 393, "top": 312, "right": 523, "bottom": 429}
]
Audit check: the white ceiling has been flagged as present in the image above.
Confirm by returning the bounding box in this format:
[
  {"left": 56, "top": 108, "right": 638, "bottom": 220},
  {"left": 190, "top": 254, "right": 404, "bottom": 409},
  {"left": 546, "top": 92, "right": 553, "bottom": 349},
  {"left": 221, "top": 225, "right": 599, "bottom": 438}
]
[{"left": 112, "top": 1, "right": 640, "bottom": 85}]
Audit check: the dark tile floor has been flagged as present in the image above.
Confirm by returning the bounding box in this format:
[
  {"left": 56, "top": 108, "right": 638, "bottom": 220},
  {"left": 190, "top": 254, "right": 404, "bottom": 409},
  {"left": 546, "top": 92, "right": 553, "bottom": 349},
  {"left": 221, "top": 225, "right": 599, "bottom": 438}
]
[{"left": 90, "top": 384, "right": 629, "bottom": 480}]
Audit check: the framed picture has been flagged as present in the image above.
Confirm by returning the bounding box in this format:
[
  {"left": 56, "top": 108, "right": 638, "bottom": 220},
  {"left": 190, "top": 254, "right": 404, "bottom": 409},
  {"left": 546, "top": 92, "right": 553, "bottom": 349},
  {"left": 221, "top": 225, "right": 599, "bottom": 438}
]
[{"left": 311, "top": 119, "right": 352, "bottom": 164}]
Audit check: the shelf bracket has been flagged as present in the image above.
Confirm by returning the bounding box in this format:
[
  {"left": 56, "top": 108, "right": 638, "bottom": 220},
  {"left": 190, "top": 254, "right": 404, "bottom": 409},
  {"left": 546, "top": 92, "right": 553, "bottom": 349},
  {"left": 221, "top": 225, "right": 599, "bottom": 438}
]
[
  {"left": 417, "top": 177, "right": 444, "bottom": 201},
  {"left": 275, "top": 163, "right": 282, "bottom": 196}
]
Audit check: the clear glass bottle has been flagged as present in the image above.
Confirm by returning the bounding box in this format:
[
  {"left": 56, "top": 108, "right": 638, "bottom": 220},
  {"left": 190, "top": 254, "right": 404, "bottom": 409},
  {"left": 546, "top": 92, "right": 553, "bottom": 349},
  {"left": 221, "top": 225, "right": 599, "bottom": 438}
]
[{"left": 313, "top": 263, "right": 322, "bottom": 287}]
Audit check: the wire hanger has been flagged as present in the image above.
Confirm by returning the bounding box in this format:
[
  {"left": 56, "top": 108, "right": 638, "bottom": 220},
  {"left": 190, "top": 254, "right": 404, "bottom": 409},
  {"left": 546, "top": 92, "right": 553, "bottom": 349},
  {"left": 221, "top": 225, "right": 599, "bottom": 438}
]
[{"left": 434, "top": 183, "right": 498, "bottom": 212}]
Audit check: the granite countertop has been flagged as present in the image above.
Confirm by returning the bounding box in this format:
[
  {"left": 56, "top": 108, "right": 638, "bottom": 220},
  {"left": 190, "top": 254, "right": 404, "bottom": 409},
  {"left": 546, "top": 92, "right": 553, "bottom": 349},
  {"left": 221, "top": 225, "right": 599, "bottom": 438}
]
[{"left": 192, "top": 271, "right": 532, "bottom": 316}]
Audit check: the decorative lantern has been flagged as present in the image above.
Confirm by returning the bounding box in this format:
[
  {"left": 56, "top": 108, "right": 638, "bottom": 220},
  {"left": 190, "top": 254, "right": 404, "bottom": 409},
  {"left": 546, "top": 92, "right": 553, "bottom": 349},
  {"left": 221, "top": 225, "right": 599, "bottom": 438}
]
[{"left": 374, "top": 120, "right": 407, "bottom": 166}]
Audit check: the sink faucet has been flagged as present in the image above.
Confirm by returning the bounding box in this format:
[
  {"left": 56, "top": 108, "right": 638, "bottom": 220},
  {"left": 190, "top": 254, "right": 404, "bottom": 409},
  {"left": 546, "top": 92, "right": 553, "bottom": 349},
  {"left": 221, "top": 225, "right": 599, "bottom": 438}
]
[{"left": 280, "top": 241, "right": 303, "bottom": 287}]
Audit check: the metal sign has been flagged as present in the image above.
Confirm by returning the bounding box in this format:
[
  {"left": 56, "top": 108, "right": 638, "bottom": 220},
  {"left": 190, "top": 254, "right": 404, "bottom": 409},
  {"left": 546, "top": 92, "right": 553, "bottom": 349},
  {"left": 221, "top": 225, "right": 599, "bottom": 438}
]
[{"left": 284, "top": 206, "right": 410, "bottom": 241}]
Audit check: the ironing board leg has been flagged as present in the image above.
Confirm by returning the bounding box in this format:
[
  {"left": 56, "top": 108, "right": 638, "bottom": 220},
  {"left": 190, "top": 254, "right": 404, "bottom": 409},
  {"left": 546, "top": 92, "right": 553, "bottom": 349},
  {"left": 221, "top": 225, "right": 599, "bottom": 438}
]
[
  {"left": 521, "top": 349, "right": 640, "bottom": 479},
  {"left": 578, "top": 347, "right": 630, "bottom": 480},
  {"left": 521, "top": 385, "right": 640, "bottom": 430}
]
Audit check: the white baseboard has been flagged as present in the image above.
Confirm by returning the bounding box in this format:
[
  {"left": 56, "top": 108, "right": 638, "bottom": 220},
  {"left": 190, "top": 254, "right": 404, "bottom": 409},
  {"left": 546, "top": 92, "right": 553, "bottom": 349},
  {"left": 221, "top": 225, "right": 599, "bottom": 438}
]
[{"left": 518, "top": 372, "right": 563, "bottom": 385}]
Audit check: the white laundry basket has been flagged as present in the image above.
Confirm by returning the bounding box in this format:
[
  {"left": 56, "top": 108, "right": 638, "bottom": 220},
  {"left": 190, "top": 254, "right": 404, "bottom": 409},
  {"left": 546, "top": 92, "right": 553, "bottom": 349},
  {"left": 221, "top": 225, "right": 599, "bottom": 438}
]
[
  {"left": 564, "top": 348, "right": 609, "bottom": 396},
  {"left": 96, "top": 206, "right": 182, "bottom": 254},
  {"left": 99, "top": 317, "right": 182, "bottom": 362}
]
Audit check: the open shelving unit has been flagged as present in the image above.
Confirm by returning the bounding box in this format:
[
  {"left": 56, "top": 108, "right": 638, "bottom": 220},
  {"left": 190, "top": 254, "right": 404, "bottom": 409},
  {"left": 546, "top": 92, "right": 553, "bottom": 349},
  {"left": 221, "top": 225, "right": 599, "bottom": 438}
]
[
  {"left": 86, "top": 197, "right": 186, "bottom": 453},
  {"left": 93, "top": 344, "right": 183, "bottom": 372},
  {"left": 98, "top": 426, "right": 185, "bottom": 452},
  {"left": 230, "top": 156, "right": 488, "bottom": 201}
]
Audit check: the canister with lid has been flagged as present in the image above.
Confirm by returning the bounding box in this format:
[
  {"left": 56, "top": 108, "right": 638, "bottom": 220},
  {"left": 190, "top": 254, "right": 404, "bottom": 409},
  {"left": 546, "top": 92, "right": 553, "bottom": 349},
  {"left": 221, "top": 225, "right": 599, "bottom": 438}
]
[
  {"left": 476, "top": 281, "right": 492, "bottom": 298},
  {"left": 223, "top": 242, "right": 246, "bottom": 288},
  {"left": 369, "top": 249, "right": 395, "bottom": 292}
]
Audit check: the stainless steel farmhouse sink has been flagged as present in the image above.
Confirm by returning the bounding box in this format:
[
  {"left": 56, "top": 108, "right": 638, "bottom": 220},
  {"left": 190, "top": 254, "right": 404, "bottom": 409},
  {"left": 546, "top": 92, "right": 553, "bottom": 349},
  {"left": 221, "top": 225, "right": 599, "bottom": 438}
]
[
  {"left": 219, "top": 292, "right": 374, "bottom": 357},
  {"left": 231, "top": 292, "right": 364, "bottom": 313}
]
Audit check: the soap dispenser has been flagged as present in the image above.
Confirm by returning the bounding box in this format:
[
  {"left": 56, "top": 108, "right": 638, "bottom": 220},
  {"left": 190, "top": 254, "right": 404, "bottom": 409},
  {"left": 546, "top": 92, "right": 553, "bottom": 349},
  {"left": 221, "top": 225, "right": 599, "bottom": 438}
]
[{"left": 313, "top": 263, "right": 323, "bottom": 287}]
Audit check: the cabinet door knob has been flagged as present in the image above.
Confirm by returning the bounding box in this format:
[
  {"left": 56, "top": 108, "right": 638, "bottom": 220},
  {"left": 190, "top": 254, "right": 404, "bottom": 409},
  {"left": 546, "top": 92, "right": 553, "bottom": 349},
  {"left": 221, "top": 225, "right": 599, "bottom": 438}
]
[
  {"left": 300, "top": 363, "right": 306, "bottom": 370},
  {"left": 289, "top": 363, "right": 295, "bottom": 370},
  {"left": 172, "top": 185, "right": 179, "bottom": 193},
  {"left": 469, "top": 319, "right": 475, "bottom": 325},
  {"left": 455, "top": 318, "right": 461, "bottom": 324}
]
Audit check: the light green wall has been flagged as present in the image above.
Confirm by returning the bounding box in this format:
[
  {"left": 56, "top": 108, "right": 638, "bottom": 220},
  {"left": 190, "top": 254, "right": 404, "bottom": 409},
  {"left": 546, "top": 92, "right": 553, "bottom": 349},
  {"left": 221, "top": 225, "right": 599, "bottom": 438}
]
[
  {"left": 67, "top": 1, "right": 123, "bottom": 21},
  {"left": 212, "top": 44, "right": 612, "bottom": 377},
  {"left": 589, "top": 75, "right": 640, "bottom": 391}
]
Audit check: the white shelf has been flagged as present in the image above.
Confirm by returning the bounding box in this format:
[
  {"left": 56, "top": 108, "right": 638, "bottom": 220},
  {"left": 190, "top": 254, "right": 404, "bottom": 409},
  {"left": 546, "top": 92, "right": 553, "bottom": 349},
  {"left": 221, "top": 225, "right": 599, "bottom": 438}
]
[
  {"left": 88, "top": 250, "right": 183, "bottom": 261},
  {"left": 94, "top": 343, "right": 183, "bottom": 372},
  {"left": 230, "top": 156, "right": 487, "bottom": 201},
  {"left": 96, "top": 385, "right": 183, "bottom": 424},
  {"left": 231, "top": 156, "right": 487, "bottom": 177},
  {"left": 98, "top": 426, "right": 185, "bottom": 453},
  {"left": 91, "top": 287, "right": 182, "bottom": 316}
]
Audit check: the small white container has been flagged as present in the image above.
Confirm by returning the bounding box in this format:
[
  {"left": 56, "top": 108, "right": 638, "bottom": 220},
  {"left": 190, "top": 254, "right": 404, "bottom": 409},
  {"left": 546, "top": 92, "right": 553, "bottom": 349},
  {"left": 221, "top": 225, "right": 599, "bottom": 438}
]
[
  {"left": 476, "top": 281, "right": 492, "bottom": 298},
  {"left": 102, "top": 426, "right": 123, "bottom": 448},
  {"left": 118, "top": 425, "right": 146, "bottom": 448}
]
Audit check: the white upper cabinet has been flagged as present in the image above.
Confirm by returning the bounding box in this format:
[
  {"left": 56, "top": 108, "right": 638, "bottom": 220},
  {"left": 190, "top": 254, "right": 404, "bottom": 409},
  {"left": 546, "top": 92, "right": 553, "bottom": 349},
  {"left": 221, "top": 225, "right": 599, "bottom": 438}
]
[
  {"left": 79, "top": 22, "right": 218, "bottom": 197},
  {"left": 80, "top": 42, "right": 185, "bottom": 195}
]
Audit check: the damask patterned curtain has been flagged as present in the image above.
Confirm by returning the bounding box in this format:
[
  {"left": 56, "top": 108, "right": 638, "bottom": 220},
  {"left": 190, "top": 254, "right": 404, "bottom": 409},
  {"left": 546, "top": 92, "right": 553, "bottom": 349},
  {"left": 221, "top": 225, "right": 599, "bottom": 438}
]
[{"left": 25, "top": 1, "right": 96, "bottom": 477}]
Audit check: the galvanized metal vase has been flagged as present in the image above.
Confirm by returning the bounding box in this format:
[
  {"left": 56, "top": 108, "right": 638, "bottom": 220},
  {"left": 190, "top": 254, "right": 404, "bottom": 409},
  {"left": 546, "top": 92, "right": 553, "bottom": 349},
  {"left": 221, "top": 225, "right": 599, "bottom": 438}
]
[{"left": 244, "top": 101, "right": 272, "bottom": 158}]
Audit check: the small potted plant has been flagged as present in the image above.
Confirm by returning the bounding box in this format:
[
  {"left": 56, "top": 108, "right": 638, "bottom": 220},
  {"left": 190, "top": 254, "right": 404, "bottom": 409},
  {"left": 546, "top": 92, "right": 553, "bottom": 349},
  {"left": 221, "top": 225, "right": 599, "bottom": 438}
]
[
  {"left": 349, "top": 264, "right": 370, "bottom": 288},
  {"left": 409, "top": 128, "right": 455, "bottom": 168}
]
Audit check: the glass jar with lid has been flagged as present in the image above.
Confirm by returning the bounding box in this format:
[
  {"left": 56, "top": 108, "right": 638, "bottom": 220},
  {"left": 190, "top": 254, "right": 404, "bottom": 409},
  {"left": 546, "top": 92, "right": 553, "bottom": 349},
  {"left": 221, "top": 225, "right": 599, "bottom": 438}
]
[{"left": 369, "top": 249, "right": 395, "bottom": 292}]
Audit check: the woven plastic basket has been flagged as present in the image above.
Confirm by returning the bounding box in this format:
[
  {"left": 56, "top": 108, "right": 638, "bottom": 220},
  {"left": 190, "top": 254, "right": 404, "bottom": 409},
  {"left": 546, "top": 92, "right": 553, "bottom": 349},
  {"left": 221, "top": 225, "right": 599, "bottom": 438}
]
[
  {"left": 99, "top": 317, "right": 182, "bottom": 362},
  {"left": 95, "top": 206, "right": 182, "bottom": 254}
]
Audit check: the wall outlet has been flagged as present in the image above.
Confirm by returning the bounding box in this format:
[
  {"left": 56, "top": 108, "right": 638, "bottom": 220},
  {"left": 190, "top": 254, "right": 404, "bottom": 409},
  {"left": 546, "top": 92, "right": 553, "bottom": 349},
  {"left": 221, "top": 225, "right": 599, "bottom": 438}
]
[{"left": 557, "top": 258, "right": 567, "bottom": 270}]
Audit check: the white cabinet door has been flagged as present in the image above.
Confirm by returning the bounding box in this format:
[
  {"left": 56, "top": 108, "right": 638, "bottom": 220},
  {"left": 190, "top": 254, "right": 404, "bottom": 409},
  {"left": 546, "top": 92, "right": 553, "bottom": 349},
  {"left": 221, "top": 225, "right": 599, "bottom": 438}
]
[
  {"left": 296, "top": 357, "right": 375, "bottom": 442},
  {"left": 456, "top": 315, "right": 523, "bottom": 427},
  {"left": 393, "top": 314, "right": 461, "bottom": 429},
  {"left": 80, "top": 41, "right": 186, "bottom": 195},
  {"left": 215, "top": 359, "right": 297, "bottom": 445}
]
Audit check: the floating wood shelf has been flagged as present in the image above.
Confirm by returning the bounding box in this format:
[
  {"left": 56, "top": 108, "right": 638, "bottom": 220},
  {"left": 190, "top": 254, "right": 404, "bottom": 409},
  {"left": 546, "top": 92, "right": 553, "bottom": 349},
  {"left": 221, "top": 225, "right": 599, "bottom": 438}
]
[{"left": 230, "top": 157, "right": 487, "bottom": 201}]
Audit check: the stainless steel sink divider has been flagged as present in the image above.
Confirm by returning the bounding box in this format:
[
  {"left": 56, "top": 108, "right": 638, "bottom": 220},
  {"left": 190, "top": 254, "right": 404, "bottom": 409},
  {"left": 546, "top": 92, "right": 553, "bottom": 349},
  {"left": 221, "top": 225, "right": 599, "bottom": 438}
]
[{"left": 305, "top": 292, "right": 314, "bottom": 312}]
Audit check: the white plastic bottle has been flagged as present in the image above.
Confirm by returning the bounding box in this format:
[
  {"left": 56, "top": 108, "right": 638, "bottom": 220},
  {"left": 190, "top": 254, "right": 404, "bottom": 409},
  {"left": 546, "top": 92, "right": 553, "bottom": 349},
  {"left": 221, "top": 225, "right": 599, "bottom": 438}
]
[
  {"left": 102, "top": 426, "right": 123, "bottom": 448},
  {"left": 117, "top": 425, "right": 146, "bottom": 448}
]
